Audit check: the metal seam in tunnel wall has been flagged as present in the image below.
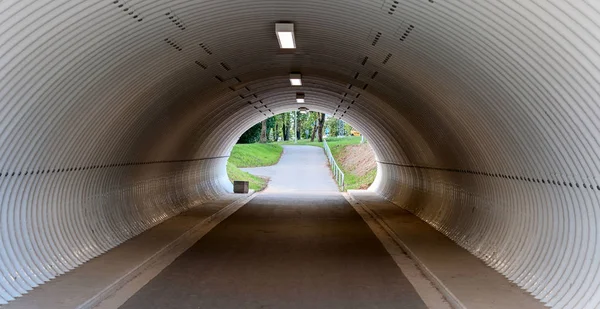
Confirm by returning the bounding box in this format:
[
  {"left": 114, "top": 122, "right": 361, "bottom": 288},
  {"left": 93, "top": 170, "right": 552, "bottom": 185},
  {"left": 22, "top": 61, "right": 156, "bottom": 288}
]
[
  {"left": 377, "top": 161, "right": 600, "bottom": 191},
  {"left": 1, "top": 1, "right": 600, "bottom": 308},
  {"left": 0, "top": 156, "right": 230, "bottom": 178}
]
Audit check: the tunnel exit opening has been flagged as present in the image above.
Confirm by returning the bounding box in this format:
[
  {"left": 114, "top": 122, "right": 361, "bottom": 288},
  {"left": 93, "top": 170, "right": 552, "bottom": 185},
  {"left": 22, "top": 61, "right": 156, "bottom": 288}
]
[{"left": 226, "top": 111, "right": 377, "bottom": 193}]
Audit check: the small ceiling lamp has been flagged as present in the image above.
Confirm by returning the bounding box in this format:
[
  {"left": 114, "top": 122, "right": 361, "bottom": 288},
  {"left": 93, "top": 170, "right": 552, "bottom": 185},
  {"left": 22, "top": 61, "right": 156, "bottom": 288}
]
[
  {"left": 275, "top": 23, "right": 296, "bottom": 49},
  {"left": 290, "top": 73, "right": 302, "bottom": 86}
]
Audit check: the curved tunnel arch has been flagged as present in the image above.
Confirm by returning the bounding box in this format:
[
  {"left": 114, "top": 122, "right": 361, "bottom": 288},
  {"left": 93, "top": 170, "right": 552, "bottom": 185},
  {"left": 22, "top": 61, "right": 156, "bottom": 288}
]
[{"left": 1, "top": 1, "right": 600, "bottom": 308}]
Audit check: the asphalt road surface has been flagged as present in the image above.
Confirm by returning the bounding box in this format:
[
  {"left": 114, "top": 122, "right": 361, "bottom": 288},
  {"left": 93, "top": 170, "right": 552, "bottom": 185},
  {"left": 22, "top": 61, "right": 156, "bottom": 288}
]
[
  {"left": 241, "top": 145, "right": 340, "bottom": 192},
  {"left": 119, "top": 193, "right": 428, "bottom": 309}
]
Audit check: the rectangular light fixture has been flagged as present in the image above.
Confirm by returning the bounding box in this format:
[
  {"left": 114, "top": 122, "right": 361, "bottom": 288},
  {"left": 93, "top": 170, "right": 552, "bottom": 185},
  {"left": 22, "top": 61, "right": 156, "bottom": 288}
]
[
  {"left": 296, "top": 93, "right": 305, "bottom": 103},
  {"left": 276, "top": 23, "right": 296, "bottom": 49},
  {"left": 290, "top": 73, "right": 302, "bottom": 86},
  {"left": 298, "top": 106, "right": 309, "bottom": 114}
]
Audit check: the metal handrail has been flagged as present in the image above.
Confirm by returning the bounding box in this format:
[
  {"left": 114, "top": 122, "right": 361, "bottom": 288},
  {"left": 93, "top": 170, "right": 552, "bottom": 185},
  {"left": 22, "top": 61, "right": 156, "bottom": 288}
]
[{"left": 323, "top": 139, "right": 345, "bottom": 191}]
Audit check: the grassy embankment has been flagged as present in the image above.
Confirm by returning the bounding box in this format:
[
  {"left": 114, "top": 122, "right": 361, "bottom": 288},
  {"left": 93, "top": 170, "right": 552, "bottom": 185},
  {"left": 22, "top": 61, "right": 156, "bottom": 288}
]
[
  {"left": 226, "top": 143, "right": 283, "bottom": 191},
  {"left": 277, "top": 136, "right": 377, "bottom": 190}
]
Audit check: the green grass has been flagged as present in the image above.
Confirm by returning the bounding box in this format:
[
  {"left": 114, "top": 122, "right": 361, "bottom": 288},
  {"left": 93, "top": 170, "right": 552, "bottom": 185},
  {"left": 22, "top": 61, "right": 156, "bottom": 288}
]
[
  {"left": 229, "top": 143, "right": 283, "bottom": 168},
  {"left": 325, "top": 136, "right": 363, "bottom": 149},
  {"left": 227, "top": 143, "right": 283, "bottom": 191},
  {"left": 327, "top": 137, "right": 362, "bottom": 157},
  {"left": 226, "top": 162, "right": 267, "bottom": 191},
  {"left": 339, "top": 167, "right": 377, "bottom": 191}
]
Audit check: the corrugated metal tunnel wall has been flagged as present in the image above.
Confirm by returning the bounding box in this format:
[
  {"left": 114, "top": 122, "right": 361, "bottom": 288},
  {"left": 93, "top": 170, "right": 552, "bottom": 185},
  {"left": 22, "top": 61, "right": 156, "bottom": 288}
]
[{"left": 0, "top": 0, "right": 599, "bottom": 308}]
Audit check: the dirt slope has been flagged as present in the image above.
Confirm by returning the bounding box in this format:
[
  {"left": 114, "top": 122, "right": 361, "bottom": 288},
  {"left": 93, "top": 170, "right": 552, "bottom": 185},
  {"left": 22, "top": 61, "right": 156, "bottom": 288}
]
[{"left": 338, "top": 143, "right": 376, "bottom": 177}]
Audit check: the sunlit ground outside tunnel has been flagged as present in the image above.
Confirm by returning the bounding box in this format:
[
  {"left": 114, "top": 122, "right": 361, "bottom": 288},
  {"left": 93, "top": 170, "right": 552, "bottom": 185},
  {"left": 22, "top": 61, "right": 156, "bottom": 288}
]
[{"left": 226, "top": 111, "right": 377, "bottom": 193}]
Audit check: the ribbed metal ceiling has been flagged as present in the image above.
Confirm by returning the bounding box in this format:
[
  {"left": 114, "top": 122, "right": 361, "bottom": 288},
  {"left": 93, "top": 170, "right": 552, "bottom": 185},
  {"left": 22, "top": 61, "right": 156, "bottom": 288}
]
[{"left": 1, "top": 0, "right": 599, "bottom": 308}]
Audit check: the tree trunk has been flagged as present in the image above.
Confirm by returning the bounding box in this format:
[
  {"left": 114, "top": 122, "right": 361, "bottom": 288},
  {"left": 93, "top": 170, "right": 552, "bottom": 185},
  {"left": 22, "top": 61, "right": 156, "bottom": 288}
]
[
  {"left": 275, "top": 123, "right": 279, "bottom": 141},
  {"left": 259, "top": 120, "right": 267, "bottom": 143},
  {"left": 296, "top": 114, "right": 301, "bottom": 140},
  {"left": 317, "top": 113, "right": 326, "bottom": 142},
  {"left": 282, "top": 114, "right": 289, "bottom": 141},
  {"left": 310, "top": 113, "right": 319, "bottom": 142}
]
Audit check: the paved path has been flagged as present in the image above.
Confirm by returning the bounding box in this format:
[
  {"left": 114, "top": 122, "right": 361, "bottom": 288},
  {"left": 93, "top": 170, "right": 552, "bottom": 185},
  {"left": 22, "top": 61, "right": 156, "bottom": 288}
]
[
  {"left": 119, "top": 193, "right": 428, "bottom": 309},
  {"left": 241, "top": 145, "right": 339, "bottom": 192}
]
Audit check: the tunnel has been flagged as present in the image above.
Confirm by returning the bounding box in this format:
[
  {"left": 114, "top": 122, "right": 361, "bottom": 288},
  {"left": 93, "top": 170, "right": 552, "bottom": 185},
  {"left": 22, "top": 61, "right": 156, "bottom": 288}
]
[{"left": 1, "top": 1, "right": 599, "bottom": 308}]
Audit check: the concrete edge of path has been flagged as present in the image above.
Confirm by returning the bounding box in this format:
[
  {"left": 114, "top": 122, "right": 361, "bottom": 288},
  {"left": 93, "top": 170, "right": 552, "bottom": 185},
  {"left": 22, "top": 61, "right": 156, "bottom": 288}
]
[
  {"left": 346, "top": 190, "right": 548, "bottom": 309},
  {"left": 1, "top": 193, "right": 256, "bottom": 309},
  {"left": 343, "top": 193, "right": 454, "bottom": 309},
  {"left": 91, "top": 192, "right": 257, "bottom": 309}
]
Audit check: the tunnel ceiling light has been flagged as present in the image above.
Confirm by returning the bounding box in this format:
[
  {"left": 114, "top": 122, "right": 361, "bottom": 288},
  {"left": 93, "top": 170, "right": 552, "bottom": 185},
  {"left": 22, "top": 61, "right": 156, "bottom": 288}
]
[
  {"left": 298, "top": 106, "right": 309, "bottom": 114},
  {"left": 290, "top": 73, "right": 302, "bottom": 86},
  {"left": 275, "top": 23, "right": 296, "bottom": 49},
  {"left": 296, "top": 93, "right": 305, "bottom": 103}
]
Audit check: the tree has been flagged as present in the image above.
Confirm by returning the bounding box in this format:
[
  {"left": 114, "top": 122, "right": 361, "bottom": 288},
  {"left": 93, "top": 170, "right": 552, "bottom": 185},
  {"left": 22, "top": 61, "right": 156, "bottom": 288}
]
[
  {"left": 325, "top": 116, "right": 354, "bottom": 137},
  {"left": 317, "top": 112, "right": 326, "bottom": 142},
  {"left": 237, "top": 115, "right": 287, "bottom": 143},
  {"left": 295, "top": 111, "right": 310, "bottom": 140},
  {"left": 296, "top": 112, "right": 301, "bottom": 140},
  {"left": 265, "top": 116, "right": 276, "bottom": 141},
  {"left": 325, "top": 116, "right": 338, "bottom": 137},
  {"left": 343, "top": 123, "right": 353, "bottom": 136},
  {"left": 237, "top": 122, "right": 262, "bottom": 143},
  {"left": 259, "top": 119, "right": 267, "bottom": 143},
  {"left": 310, "top": 112, "right": 319, "bottom": 142},
  {"left": 282, "top": 113, "right": 289, "bottom": 141}
]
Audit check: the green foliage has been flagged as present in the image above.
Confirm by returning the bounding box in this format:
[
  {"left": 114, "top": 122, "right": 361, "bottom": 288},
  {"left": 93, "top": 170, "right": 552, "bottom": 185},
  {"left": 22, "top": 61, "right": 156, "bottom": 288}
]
[
  {"left": 265, "top": 116, "right": 276, "bottom": 140},
  {"left": 239, "top": 116, "right": 281, "bottom": 143},
  {"left": 343, "top": 123, "right": 353, "bottom": 135},
  {"left": 239, "top": 113, "right": 354, "bottom": 144},
  {"left": 325, "top": 117, "right": 353, "bottom": 137},
  {"left": 266, "top": 116, "right": 276, "bottom": 129},
  {"left": 237, "top": 122, "right": 262, "bottom": 144}
]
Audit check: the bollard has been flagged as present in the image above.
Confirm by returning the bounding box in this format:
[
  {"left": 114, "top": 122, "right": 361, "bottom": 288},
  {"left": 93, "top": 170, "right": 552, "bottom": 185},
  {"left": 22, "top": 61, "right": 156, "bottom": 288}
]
[{"left": 233, "top": 181, "right": 249, "bottom": 193}]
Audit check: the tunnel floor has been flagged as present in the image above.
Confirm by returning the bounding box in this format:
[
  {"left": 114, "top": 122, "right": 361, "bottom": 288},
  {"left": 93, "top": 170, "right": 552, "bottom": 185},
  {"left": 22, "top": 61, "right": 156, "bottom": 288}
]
[{"left": 118, "top": 193, "right": 428, "bottom": 309}]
